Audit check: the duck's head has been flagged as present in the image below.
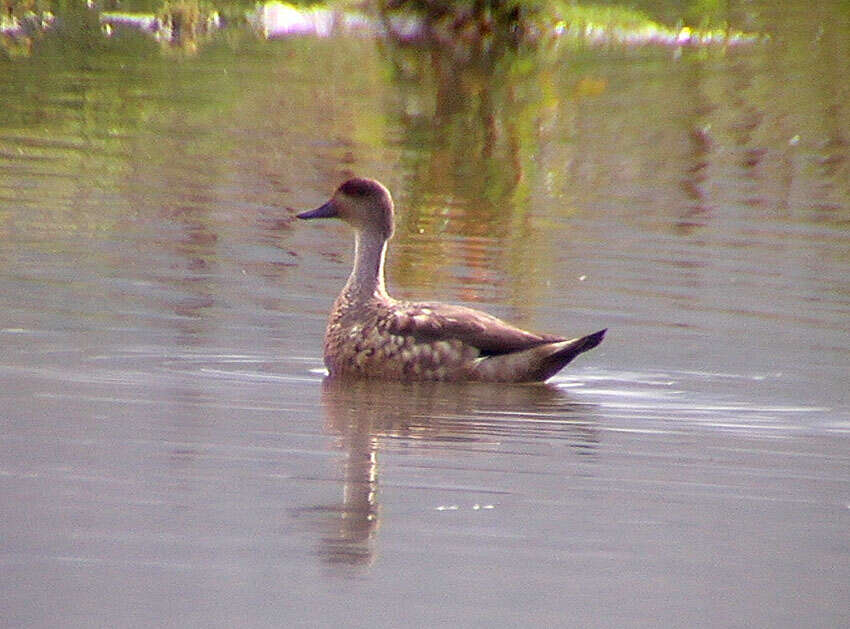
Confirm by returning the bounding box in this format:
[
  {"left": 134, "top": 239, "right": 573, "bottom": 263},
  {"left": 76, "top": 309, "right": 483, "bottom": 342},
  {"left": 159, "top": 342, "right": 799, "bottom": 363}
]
[{"left": 297, "top": 178, "right": 394, "bottom": 239}]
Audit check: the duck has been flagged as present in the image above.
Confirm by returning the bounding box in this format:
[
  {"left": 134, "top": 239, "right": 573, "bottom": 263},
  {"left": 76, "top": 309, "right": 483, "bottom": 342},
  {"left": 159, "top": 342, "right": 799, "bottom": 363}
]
[{"left": 296, "top": 178, "right": 605, "bottom": 382}]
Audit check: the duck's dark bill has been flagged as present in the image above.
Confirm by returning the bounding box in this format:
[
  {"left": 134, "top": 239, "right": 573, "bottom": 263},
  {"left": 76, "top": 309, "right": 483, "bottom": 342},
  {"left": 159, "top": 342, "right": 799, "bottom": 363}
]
[{"left": 297, "top": 200, "right": 338, "bottom": 219}]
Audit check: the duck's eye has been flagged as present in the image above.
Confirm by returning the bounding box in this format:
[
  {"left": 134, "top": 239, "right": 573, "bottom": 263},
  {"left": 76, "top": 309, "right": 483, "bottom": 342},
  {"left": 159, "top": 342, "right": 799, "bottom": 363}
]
[{"left": 340, "top": 179, "right": 375, "bottom": 198}]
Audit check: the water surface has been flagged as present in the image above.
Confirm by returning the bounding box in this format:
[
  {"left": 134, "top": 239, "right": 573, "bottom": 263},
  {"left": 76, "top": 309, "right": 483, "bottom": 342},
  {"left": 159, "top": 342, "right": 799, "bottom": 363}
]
[{"left": 1, "top": 1, "right": 849, "bottom": 627}]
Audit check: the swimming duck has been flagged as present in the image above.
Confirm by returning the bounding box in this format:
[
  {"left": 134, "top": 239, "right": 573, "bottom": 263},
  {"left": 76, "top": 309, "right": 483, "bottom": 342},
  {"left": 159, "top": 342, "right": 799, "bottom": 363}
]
[{"left": 297, "top": 178, "right": 605, "bottom": 382}]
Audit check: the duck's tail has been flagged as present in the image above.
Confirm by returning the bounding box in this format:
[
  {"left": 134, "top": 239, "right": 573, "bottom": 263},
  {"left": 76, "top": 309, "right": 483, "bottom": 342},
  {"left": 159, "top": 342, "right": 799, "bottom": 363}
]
[
  {"left": 532, "top": 328, "right": 606, "bottom": 381},
  {"left": 472, "top": 329, "right": 607, "bottom": 383}
]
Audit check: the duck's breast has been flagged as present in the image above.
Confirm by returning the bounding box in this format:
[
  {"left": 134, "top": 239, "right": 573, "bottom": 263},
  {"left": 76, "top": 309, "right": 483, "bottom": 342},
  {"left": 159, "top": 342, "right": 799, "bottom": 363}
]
[{"left": 323, "top": 302, "right": 478, "bottom": 380}]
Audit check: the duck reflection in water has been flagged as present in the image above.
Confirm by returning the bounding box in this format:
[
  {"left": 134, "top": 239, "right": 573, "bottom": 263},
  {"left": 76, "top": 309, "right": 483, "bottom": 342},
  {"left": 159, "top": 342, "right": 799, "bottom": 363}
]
[{"left": 301, "top": 378, "right": 599, "bottom": 568}]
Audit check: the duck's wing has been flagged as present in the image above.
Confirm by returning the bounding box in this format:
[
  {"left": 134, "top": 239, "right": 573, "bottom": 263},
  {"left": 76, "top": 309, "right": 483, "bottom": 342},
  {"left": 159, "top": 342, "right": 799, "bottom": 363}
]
[{"left": 387, "top": 301, "right": 565, "bottom": 355}]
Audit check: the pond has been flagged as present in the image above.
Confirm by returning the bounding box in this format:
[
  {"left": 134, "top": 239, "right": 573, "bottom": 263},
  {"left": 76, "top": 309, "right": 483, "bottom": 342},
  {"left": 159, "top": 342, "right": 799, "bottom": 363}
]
[{"left": 1, "top": 1, "right": 849, "bottom": 626}]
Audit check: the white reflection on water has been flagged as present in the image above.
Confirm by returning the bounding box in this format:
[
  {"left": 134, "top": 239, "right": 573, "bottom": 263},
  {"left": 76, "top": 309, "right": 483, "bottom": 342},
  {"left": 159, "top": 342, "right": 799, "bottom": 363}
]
[{"left": 564, "top": 368, "right": 840, "bottom": 435}]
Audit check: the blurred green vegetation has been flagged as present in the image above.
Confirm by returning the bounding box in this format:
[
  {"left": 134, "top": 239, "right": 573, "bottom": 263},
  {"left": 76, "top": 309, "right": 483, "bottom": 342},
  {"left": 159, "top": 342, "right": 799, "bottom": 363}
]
[
  {"left": 2, "top": 0, "right": 766, "bottom": 64},
  {"left": 2, "top": 0, "right": 757, "bottom": 31},
  {"left": 375, "top": 0, "right": 748, "bottom": 45},
  {"left": 3, "top": 0, "right": 51, "bottom": 19}
]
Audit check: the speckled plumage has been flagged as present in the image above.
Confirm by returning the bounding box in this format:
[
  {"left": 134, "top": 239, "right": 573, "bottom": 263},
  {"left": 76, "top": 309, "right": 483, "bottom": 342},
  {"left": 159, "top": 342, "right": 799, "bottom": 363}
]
[
  {"left": 323, "top": 296, "right": 477, "bottom": 381},
  {"left": 297, "top": 178, "right": 605, "bottom": 382}
]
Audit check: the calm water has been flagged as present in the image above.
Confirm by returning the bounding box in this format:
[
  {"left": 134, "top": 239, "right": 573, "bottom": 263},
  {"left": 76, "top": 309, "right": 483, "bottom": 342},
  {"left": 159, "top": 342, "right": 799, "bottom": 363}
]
[{"left": 2, "top": 1, "right": 849, "bottom": 627}]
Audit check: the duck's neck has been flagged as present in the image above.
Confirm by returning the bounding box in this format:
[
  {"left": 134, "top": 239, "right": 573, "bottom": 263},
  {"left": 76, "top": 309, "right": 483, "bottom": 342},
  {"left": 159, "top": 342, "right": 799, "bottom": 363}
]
[{"left": 342, "top": 228, "right": 389, "bottom": 304}]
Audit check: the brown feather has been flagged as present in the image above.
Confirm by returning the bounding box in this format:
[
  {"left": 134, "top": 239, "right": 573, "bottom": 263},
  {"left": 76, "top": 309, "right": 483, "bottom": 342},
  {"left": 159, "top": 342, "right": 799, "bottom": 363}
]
[{"left": 387, "top": 301, "right": 564, "bottom": 354}]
